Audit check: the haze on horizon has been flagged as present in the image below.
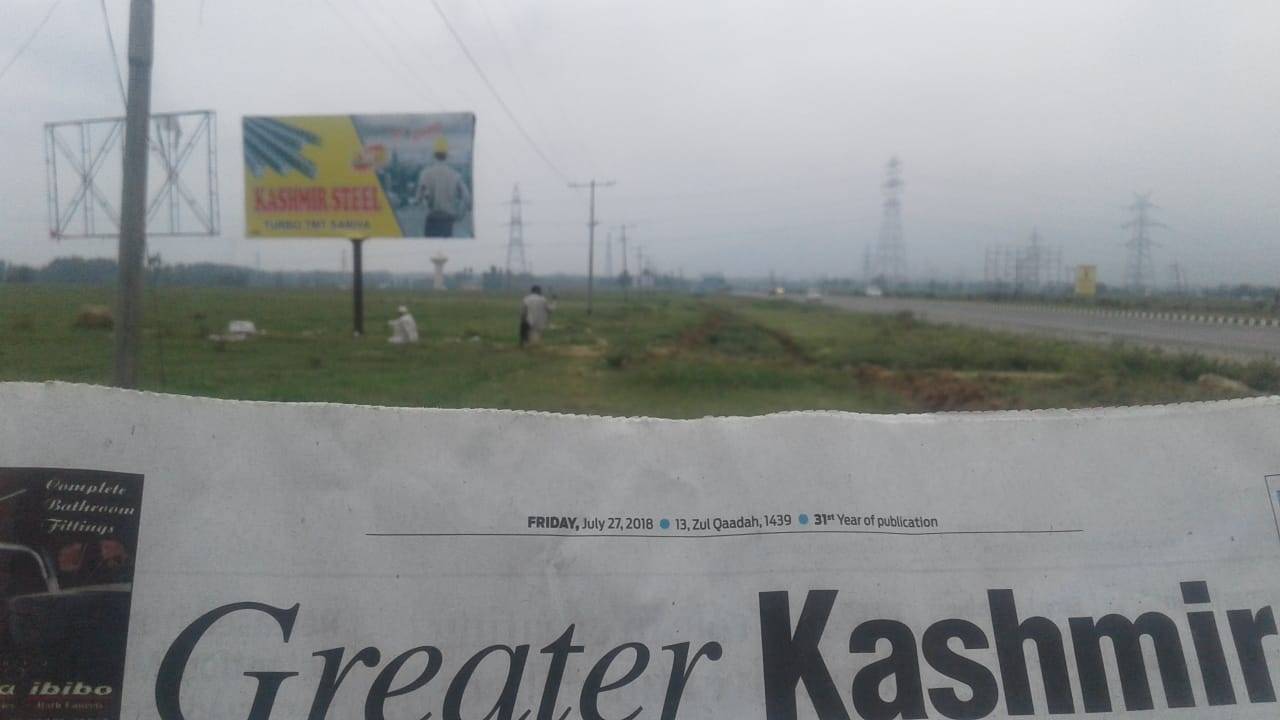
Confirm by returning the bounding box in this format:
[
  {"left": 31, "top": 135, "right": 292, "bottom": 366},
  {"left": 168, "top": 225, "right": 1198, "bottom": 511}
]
[{"left": 1, "top": 0, "right": 1277, "bottom": 287}]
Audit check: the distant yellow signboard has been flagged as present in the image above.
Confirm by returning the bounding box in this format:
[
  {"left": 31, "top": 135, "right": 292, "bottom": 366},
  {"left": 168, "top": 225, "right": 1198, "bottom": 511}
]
[
  {"left": 243, "top": 113, "right": 475, "bottom": 239},
  {"left": 1075, "top": 264, "right": 1097, "bottom": 297}
]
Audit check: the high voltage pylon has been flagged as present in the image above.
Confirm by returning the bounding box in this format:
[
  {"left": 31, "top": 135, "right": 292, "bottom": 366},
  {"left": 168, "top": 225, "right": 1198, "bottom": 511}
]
[
  {"left": 1168, "top": 262, "right": 1187, "bottom": 295},
  {"left": 872, "top": 156, "right": 906, "bottom": 288},
  {"left": 504, "top": 184, "right": 528, "bottom": 282},
  {"left": 1123, "top": 193, "right": 1166, "bottom": 293}
]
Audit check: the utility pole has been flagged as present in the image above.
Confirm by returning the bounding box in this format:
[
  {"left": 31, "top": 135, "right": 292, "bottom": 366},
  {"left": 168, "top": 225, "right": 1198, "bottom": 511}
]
[
  {"left": 615, "top": 223, "right": 639, "bottom": 279},
  {"left": 569, "top": 179, "right": 614, "bottom": 314},
  {"left": 604, "top": 231, "right": 613, "bottom": 279},
  {"left": 1123, "top": 193, "right": 1166, "bottom": 293},
  {"left": 113, "top": 0, "right": 155, "bottom": 388},
  {"left": 617, "top": 226, "right": 631, "bottom": 299},
  {"left": 619, "top": 226, "right": 630, "bottom": 275},
  {"left": 636, "top": 246, "right": 645, "bottom": 292}
]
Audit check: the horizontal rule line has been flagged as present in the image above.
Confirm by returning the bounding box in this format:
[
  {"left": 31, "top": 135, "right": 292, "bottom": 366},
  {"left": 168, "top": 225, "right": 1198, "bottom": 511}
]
[{"left": 366, "top": 529, "right": 1083, "bottom": 540}]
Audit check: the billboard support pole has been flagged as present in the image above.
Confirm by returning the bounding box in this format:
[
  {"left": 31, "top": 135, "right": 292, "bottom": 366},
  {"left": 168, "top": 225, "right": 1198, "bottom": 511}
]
[
  {"left": 114, "top": 0, "right": 155, "bottom": 388},
  {"left": 351, "top": 238, "right": 365, "bottom": 337}
]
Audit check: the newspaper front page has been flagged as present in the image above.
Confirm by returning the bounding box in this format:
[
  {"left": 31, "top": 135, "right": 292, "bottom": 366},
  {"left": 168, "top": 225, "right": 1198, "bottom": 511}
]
[{"left": 0, "top": 382, "right": 1278, "bottom": 720}]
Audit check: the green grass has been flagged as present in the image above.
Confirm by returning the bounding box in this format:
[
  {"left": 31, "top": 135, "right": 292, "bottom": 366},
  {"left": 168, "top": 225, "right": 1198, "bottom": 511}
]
[{"left": 1, "top": 285, "right": 1275, "bottom": 416}]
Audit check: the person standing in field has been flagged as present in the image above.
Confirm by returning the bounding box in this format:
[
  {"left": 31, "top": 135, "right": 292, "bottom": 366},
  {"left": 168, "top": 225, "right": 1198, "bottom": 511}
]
[
  {"left": 416, "top": 136, "right": 471, "bottom": 237},
  {"left": 520, "top": 286, "right": 551, "bottom": 347}
]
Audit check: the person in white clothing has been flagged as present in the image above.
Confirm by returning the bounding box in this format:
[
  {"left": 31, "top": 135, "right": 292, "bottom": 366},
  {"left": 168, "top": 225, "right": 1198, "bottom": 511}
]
[
  {"left": 520, "top": 286, "right": 551, "bottom": 347},
  {"left": 388, "top": 305, "right": 419, "bottom": 345},
  {"left": 417, "top": 137, "right": 471, "bottom": 237}
]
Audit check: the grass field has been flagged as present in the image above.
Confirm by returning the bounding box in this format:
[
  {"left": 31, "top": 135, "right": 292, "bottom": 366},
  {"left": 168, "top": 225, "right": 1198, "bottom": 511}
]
[{"left": 2, "top": 285, "right": 1277, "bottom": 416}]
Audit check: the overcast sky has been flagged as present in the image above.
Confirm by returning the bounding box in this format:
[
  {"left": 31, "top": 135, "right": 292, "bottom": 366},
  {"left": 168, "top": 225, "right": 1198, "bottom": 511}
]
[{"left": 2, "top": 0, "right": 1278, "bottom": 285}]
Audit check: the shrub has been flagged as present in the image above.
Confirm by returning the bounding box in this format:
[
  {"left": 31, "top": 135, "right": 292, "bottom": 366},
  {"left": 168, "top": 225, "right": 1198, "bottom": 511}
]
[{"left": 1239, "top": 361, "right": 1280, "bottom": 393}]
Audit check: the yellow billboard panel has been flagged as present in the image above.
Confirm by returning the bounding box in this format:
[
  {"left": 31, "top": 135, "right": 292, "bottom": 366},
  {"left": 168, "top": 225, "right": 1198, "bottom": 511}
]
[
  {"left": 1075, "top": 264, "right": 1097, "bottom": 297},
  {"left": 244, "top": 113, "right": 475, "bottom": 239}
]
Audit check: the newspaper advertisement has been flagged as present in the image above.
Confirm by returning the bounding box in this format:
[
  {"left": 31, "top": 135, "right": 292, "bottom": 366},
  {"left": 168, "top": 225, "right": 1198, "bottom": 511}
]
[
  {"left": 0, "top": 468, "right": 142, "bottom": 720},
  {"left": 1, "top": 382, "right": 1278, "bottom": 719}
]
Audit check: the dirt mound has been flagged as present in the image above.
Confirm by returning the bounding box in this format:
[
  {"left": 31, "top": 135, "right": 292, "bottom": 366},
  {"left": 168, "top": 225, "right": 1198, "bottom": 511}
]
[
  {"left": 855, "top": 364, "right": 993, "bottom": 411},
  {"left": 74, "top": 305, "right": 114, "bottom": 330},
  {"left": 677, "top": 308, "right": 811, "bottom": 363}
]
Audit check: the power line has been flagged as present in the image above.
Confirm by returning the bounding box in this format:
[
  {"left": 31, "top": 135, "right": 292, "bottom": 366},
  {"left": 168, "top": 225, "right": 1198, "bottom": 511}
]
[
  {"left": 476, "top": 0, "right": 595, "bottom": 170},
  {"left": 490, "top": 0, "right": 596, "bottom": 169},
  {"left": 357, "top": 2, "right": 458, "bottom": 109},
  {"left": 611, "top": 172, "right": 862, "bottom": 202},
  {"left": 510, "top": 206, "right": 863, "bottom": 237},
  {"left": 99, "top": 0, "right": 127, "bottom": 108},
  {"left": 640, "top": 217, "right": 855, "bottom": 246},
  {"left": 0, "top": 0, "right": 63, "bottom": 86},
  {"left": 358, "top": 0, "right": 527, "bottom": 183},
  {"left": 428, "top": 0, "right": 571, "bottom": 183},
  {"left": 318, "top": 0, "right": 443, "bottom": 107},
  {"left": 319, "top": 0, "right": 543, "bottom": 194},
  {"left": 370, "top": 1, "right": 482, "bottom": 110},
  {"left": 623, "top": 195, "right": 865, "bottom": 225},
  {"left": 474, "top": 0, "right": 539, "bottom": 110}
]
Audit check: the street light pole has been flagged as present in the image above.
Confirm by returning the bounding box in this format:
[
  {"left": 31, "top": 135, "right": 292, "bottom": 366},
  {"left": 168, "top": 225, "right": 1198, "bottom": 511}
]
[{"left": 569, "top": 179, "right": 614, "bottom": 315}]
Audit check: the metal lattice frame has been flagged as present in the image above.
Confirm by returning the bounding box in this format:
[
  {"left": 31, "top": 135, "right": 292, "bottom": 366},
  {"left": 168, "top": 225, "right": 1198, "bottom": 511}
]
[{"left": 44, "top": 110, "right": 220, "bottom": 239}]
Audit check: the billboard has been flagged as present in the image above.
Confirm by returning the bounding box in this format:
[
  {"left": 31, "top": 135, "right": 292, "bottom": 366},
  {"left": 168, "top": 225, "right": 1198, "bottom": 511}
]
[
  {"left": 1075, "top": 264, "right": 1098, "bottom": 297},
  {"left": 243, "top": 113, "right": 475, "bottom": 239}
]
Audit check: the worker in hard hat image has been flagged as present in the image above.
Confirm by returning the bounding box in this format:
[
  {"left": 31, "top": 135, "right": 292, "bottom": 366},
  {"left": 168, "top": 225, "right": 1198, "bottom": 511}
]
[{"left": 416, "top": 136, "right": 472, "bottom": 237}]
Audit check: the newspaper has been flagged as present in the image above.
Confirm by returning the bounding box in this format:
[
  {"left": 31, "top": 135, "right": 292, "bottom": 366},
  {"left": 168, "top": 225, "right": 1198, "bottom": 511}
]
[{"left": 0, "top": 381, "right": 1278, "bottom": 720}]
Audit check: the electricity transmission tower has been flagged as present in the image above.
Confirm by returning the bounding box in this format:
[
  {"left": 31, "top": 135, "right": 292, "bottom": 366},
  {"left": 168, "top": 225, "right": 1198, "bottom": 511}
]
[
  {"left": 1168, "top": 263, "right": 1187, "bottom": 295},
  {"left": 1123, "top": 193, "right": 1165, "bottom": 293},
  {"left": 504, "top": 184, "right": 528, "bottom": 282},
  {"left": 873, "top": 156, "right": 906, "bottom": 288}
]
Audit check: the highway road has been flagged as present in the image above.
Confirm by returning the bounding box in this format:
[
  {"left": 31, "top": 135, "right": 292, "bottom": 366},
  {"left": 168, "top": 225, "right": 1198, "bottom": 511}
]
[{"left": 818, "top": 296, "right": 1280, "bottom": 361}]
